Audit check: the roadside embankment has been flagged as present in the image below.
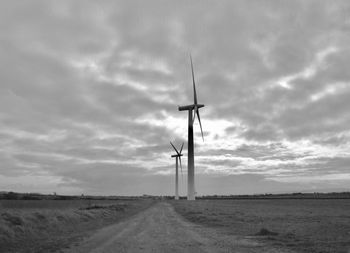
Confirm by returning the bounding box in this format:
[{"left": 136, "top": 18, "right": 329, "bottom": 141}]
[{"left": 0, "top": 199, "right": 155, "bottom": 252}]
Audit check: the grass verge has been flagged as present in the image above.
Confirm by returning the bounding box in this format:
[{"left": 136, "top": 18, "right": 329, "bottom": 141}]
[{"left": 0, "top": 199, "right": 155, "bottom": 252}]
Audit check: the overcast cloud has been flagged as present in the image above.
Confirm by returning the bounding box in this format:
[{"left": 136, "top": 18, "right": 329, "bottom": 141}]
[{"left": 0, "top": 0, "right": 349, "bottom": 195}]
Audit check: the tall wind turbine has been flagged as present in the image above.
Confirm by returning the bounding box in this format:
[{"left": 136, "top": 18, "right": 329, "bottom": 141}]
[
  {"left": 178, "top": 56, "right": 205, "bottom": 200},
  {"left": 170, "top": 142, "right": 184, "bottom": 200}
]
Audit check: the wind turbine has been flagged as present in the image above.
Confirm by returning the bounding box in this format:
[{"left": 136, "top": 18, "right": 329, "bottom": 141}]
[
  {"left": 178, "top": 56, "right": 204, "bottom": 200},
  {"left": 170, "top": 141, "right": 184, "bottom": 200}
]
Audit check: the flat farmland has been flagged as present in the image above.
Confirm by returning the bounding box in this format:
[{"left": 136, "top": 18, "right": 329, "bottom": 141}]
[
  {"left": 0, "top": 199, "right": 155, "bottom": 252},
  {"left": 171, "top": 199, "right": 350, "bottom": 253}
]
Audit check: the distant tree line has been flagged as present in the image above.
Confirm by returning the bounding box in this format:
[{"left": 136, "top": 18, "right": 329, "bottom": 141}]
[
  {"left": 0, "top": 192, "right": 79, "bottom": 200},
  {"left": 0, "top": 191, "right": 161, "bottom": 200},
  {"left": 198, "top": 192, "right": 350, "bottom": 199}
]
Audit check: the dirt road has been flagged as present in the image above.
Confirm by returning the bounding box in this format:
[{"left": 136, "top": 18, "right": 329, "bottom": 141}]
[{"left": 65, "top": 202, "right": 292, "bottom": 253}]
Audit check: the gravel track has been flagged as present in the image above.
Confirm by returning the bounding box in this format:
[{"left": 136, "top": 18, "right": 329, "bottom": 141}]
[{"left": 65, "top": 202, "right": 293, "bottom": 253}]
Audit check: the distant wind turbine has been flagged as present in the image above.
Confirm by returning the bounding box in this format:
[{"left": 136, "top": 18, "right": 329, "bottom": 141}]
[
  {"left": 178, "top": 55, "right": 205, "bottom": 200},
  {"left": 170, "top": 141, "right": 184, "bottom": 200}
]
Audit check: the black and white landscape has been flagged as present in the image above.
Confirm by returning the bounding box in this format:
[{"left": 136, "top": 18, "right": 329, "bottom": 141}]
[{"left": 0, "top": 1, "right": 350, "bottom": 252}]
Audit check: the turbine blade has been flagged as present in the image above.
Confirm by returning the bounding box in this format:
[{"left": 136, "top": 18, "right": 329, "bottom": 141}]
[
  {"left": 196, "top": 109, "right": 204, "bottom": 142},
  {"left": 170, "top": 141, "right": 180, "bottom": 155},
  {"left": 179, "top": 142, "right": 184, "bottom": 154},
  {"left": 179, "top": 156, "right": 183, "bottom": 182},
  {"left": 190, "top": 55, "right": 198, "bottom": 105},
  {"left": 192, "top": 108, "right": 196, "bottom": 125}
]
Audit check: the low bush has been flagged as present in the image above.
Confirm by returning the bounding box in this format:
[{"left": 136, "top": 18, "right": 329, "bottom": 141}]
[{"left": 255, "top": 228, "right": 278, "bottom": 236}]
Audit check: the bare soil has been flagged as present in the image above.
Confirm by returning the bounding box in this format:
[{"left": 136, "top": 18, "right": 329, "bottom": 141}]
[{"left": 65, "top": 202, "right": 293, "bottom": 253}]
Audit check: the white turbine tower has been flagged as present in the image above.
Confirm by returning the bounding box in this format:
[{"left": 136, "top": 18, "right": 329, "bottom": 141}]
[
  {"left": 170, "top": 142, "right": 184, "bottom": 200},
  {"left": 178, "top": 56, "right": 205, "bottom": 200}
]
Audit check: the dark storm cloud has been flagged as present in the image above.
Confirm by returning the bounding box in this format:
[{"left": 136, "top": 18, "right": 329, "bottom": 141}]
[{"left": 1, "top": 0, "right": 350, "bottom": 195}]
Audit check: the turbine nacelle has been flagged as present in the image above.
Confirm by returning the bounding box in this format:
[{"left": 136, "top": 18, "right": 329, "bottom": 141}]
[{"left": 178, "top": 104, "right": 204, "bottom": 111}]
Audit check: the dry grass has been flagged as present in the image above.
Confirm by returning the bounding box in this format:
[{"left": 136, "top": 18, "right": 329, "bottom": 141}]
[
  {"left": 171, "top": 199, "right": 350, "bottom": 253},
  {"left": 0, "top": 199, "right": 155, "bottom": 252}
]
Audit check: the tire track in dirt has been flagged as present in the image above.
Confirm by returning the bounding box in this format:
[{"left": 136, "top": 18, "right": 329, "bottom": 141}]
[{"left": 64, "top": 202, "right": 294, "bottom": 253}]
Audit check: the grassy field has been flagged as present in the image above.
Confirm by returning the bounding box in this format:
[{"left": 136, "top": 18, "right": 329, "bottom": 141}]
[
  {"left": 0, "top": 199, "right": 155, "bottom": 252},
  {"left": 171, "top": 199, "right": 350, "bottom": 253}
]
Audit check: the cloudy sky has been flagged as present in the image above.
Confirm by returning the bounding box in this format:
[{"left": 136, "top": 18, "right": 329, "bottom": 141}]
[{"left": 1, "top": 0, "right": 350, "bottom": 196}]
